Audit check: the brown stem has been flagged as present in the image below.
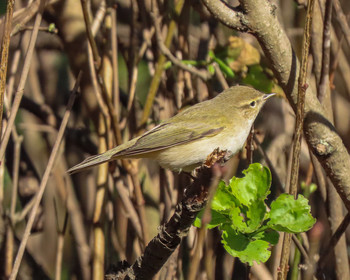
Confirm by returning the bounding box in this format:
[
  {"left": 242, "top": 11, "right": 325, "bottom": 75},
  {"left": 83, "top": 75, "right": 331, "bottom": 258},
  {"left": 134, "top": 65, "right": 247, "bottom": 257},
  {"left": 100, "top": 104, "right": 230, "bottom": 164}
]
[
  {"left": 318, "top": 0, "right": 332, "bottom": 102},
  {"left": 317, "top": 212, "right": 350, "bottom": 274},
  {"left": 139, "top": 0, "right": 185, "bottom": 128},
  {"left": 278, "top": 1, "right": 315, "bottom": 278},
  {"left": 333, "top": 0, "right": 350, "bottom": 50},
  {"left": 9, "top": 71, "right": 82, "bottom": 280},
  {"left": 0, "top": 0, "right": 46, "bottom": 162},
  {"left": 106, "top": 161, "right": 222, "bottom": 280},
  {"left": 0, "top": 0, "right": 15, "bottom": 135}
]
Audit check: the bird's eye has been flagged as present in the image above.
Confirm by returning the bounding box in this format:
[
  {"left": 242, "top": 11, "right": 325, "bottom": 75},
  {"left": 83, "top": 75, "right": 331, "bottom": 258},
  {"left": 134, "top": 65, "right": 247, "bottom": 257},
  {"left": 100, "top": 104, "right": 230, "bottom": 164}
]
[{"left": 250, "top": 101, "right": 256, "bottom": 108}]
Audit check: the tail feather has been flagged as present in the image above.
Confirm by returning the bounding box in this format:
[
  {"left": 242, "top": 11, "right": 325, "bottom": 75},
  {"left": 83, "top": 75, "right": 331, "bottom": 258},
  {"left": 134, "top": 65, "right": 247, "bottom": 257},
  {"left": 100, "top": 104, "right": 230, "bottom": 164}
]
[{"left": 67, "top": 151, "right": 114, "bottom": 174}]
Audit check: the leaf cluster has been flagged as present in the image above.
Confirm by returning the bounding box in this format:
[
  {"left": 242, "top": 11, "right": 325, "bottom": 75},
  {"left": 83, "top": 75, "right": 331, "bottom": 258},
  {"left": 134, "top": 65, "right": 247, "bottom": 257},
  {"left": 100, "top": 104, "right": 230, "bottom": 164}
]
[{"left": 194, "top": 163, "right": 316, "bottom": 266}]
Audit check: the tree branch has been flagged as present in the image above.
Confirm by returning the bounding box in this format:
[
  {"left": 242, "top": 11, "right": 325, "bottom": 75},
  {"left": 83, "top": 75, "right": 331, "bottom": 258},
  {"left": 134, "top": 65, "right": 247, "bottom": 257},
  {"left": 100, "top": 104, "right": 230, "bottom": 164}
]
[
  {"left": 201, "top": 0, "right": 350, "bottom": 212},
  {"left": 106, "top": 152, "right": 224, "bottom": 279},
  {"left": 201, "top": 0, "right": 247, "bottom": 32}
]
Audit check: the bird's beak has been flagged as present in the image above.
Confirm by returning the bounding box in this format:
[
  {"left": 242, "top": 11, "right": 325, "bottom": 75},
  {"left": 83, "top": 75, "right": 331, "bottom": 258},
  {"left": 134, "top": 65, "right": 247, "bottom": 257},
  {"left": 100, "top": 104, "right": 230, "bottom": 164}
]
[{"left": 263, "top": 92, "right": 276, "bottom": 100}]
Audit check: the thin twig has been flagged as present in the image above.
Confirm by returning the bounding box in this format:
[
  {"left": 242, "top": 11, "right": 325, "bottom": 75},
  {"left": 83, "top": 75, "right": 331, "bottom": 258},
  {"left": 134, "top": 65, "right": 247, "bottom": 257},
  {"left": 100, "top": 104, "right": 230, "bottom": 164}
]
[
  {"left": 152, "top": 14, "right": 209, "bottom": 82},
  {"left": 81, "top": 0, "right": 101, "bottom": 68},
  {"left": 317, "top": 212, "right": 350, "bottom": 272},
  {"left": 10, "top": 135, "right": 23, "bottom": 217},
  {"left": 291, "top": 234, "right": 310, "bottom": 264},
  {"left": 106, "top": 151, "right": 224, "bottom": 279},
  {"left": 139, "top": 0, "right": 185, "bottom": 127},
  {"left": 333, "top": 0, "right": 350, "bottom": 50},
  {"left": 318, "top": 0, "right": 332, "bottom": 102},
  {"left": 0, "top": 0, "right": 46, "bottom": 162},
  {"left": 111, "top": 6, "right": 120, "bottom": 112},
  {"left": 5, "top": 48, "right": 21, "bottom": 105},
  {"left": 54, "top": 205, "right": 69, "bottom": 280},
  {"left": 6, "top": 0, "right": 59, "bottom": 37},
  {"left": 253, "top": 134, "right": 285, "bottom": 194},
  {"left": 127, "top": 27, "right": 155, "bottom": 112},
  {"left": 9, "top": 71, "right": 82, "bottom": 280},
  {"left": 213, "top": 62, "right": 229, "bottom": 89},
  {"left": 329, "top": 35, "right": 343, "bottom": 89},
  {"left": 92, "top": 105, "right": 110, "bottom": 279},
  {"left": 246, "top": 126, "right": 254, "bottom": 165},
  {"left": 278, "top": 0, "right": 315, "bottom": 279},
  {"left": 12, "top": 25, "right": 58, "bottom": 34},
  {"left": 114, "top": 179, "right": 143, "bottom": 240},
  {"left": 80, "top": 0, "right": 122, "bottom": 146},
  {"left": 5, "top": 130, "right": 22, "bottom": 277},
  {"left": 188, "top": 164, "right": 221, "bottom": 280},
  {"left": 0, "top": 0, "right": 15, "bottom": 137}
]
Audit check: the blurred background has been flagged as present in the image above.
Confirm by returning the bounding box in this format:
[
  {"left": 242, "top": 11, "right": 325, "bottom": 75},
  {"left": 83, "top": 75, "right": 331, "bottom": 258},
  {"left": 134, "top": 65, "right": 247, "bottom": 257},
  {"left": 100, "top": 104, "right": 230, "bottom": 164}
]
[{"left": 1, "top": 0, "right": 350, "bottom": 279}]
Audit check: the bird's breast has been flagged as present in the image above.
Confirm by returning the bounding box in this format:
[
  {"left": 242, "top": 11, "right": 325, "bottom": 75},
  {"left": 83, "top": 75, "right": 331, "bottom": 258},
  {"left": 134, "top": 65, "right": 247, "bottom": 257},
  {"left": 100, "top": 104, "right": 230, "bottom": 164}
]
[{"left": 154, "top": 125, "right": 252, "bottom": 172}]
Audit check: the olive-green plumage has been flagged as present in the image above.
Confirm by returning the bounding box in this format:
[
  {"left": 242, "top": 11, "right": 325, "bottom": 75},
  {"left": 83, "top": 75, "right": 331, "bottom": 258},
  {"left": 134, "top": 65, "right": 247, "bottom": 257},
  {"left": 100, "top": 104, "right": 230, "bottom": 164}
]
[{"left": 67, "top": 86, "right": 274, "bottom": 174}]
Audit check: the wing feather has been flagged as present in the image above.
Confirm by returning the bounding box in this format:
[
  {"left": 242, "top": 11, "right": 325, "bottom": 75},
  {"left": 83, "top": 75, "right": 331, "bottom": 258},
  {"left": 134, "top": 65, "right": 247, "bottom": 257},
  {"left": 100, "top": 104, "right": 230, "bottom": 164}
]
[{"left": 114, "top": 121, "right": 224, "bottom": 157}]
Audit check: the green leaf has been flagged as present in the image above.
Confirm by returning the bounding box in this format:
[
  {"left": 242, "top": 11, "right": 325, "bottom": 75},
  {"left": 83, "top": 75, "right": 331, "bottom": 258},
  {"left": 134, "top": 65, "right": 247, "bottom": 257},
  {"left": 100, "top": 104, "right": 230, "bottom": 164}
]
[
  {"left": 48, "top": 23, "right": 56, "bottom": 33},
  {"left": 221, "top": 225, "right": 272, "bottom": 266},
  {"left": 163, "top": 61, "right": 172, "bottom": 70},
  {"left": 228, "top": 200, "right": 266, "bottom": 234},
  {"left": 252, "top": 229, "right": 280, "bottom": 245},
  {"left": 211, "top": 181, "right": 238, "bottom": 212},
  {"left": 242, "top": 64, "right": 274, "bottom": 93},
  {"left": 245, "top": 200, "right": 267, "bottom": 232},
  {"left": 208, "top": 50, "right": 235, "bottom": 78},
  {"left": 207, "top": 64, "right": 215, "bottom": 75},
  {"left": 268, "top": 194, "right": 316, "bottom": 233},
  {"left": 181, "top": 60, "right": 206, "bottom": 67},
  {"left": 194, "top": 209, "right": 229, "bottom": 229},
  {"left": 229, "top": 206, "right": 249, "bottom": 232},
  {"left": 229, "top": 163, "right": 271, "bottom": 206}
]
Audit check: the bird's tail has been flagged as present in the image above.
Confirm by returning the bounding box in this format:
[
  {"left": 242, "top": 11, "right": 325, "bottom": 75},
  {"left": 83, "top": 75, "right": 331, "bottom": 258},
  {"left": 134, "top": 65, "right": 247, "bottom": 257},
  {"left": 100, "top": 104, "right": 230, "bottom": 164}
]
[{"left": 67, "top": 150, "right": 115, "bottom": 174}]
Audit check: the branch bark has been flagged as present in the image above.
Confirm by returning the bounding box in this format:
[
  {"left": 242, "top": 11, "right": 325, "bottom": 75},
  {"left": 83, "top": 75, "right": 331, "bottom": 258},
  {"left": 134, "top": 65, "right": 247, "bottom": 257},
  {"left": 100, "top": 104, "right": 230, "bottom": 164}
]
[
  {"left": 201, "top": 0, "right": 350, "bottom": 212},
  {"left": 106, "top": 159, "right": 222, "bottom": 279}
]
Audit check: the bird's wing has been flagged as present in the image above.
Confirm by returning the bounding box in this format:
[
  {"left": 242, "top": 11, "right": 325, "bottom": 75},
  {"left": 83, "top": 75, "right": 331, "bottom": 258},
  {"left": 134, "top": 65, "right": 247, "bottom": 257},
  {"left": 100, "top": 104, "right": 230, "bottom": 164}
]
[
  {"left": 114, "top": 121, "right": 224, "bottom": 157},
  {"left": 67, "top": 117, "right": 225, "bottom": 174}
]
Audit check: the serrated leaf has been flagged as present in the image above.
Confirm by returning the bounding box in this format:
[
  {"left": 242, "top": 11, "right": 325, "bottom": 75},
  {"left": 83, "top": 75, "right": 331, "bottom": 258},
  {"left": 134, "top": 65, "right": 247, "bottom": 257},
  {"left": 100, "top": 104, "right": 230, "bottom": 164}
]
[
  {"left": 211, "top": 181, "right": 238, "bottom": 212},
  {"left": 221, "top": 225, "right": 272, "bottom": 266},
  {"left": 268, "top": 194, "right": 316, "bottom": 233},
  {"left": 229, "top": 163, "right": 271, "bottom": 206}
]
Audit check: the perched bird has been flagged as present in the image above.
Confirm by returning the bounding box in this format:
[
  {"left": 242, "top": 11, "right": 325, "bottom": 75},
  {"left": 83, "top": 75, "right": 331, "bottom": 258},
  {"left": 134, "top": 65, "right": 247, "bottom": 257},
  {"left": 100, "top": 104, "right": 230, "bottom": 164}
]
[{"left": 67, "top": 86, "right": 274, "bottom": 174}]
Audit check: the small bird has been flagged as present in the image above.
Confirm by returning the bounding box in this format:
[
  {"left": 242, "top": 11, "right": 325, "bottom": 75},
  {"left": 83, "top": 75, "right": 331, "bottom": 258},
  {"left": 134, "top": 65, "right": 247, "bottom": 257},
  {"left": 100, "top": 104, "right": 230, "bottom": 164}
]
[{"left": 67, "top": 86, "right": 274, "bottom": 174}]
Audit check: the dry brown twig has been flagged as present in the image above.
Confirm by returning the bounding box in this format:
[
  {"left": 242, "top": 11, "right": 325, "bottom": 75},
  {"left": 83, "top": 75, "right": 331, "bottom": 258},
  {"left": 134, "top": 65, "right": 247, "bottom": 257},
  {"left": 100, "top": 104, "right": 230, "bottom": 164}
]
[
  {"left": 333, "top": 0, "right": 350, "bottom": 50},
  {"left": 318, "top": 0, "right": 332, "bottom": 102},
  {"left": 106, "top": 149, "right": 225, "bottom": 280},
  {"left": 0, "top": 0, "right": 15, "bottom": 136},
  {"left": 9, "top": 71, "right": 82, "bottom": 280},
  {"left": 279, "top": 0, "right": 315, "bottom": 278},
  {"left": 0, "top": 0, "right": 47, "bottom": 162},
  {"left": 139, "top": 0, "right": 185, "bottom": 127},
  {"left": 152, "top": 13, "right": 210, "bottom": 82},
  {"left": 54, "top": 204, "right": 69, "bottom": 280}
]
